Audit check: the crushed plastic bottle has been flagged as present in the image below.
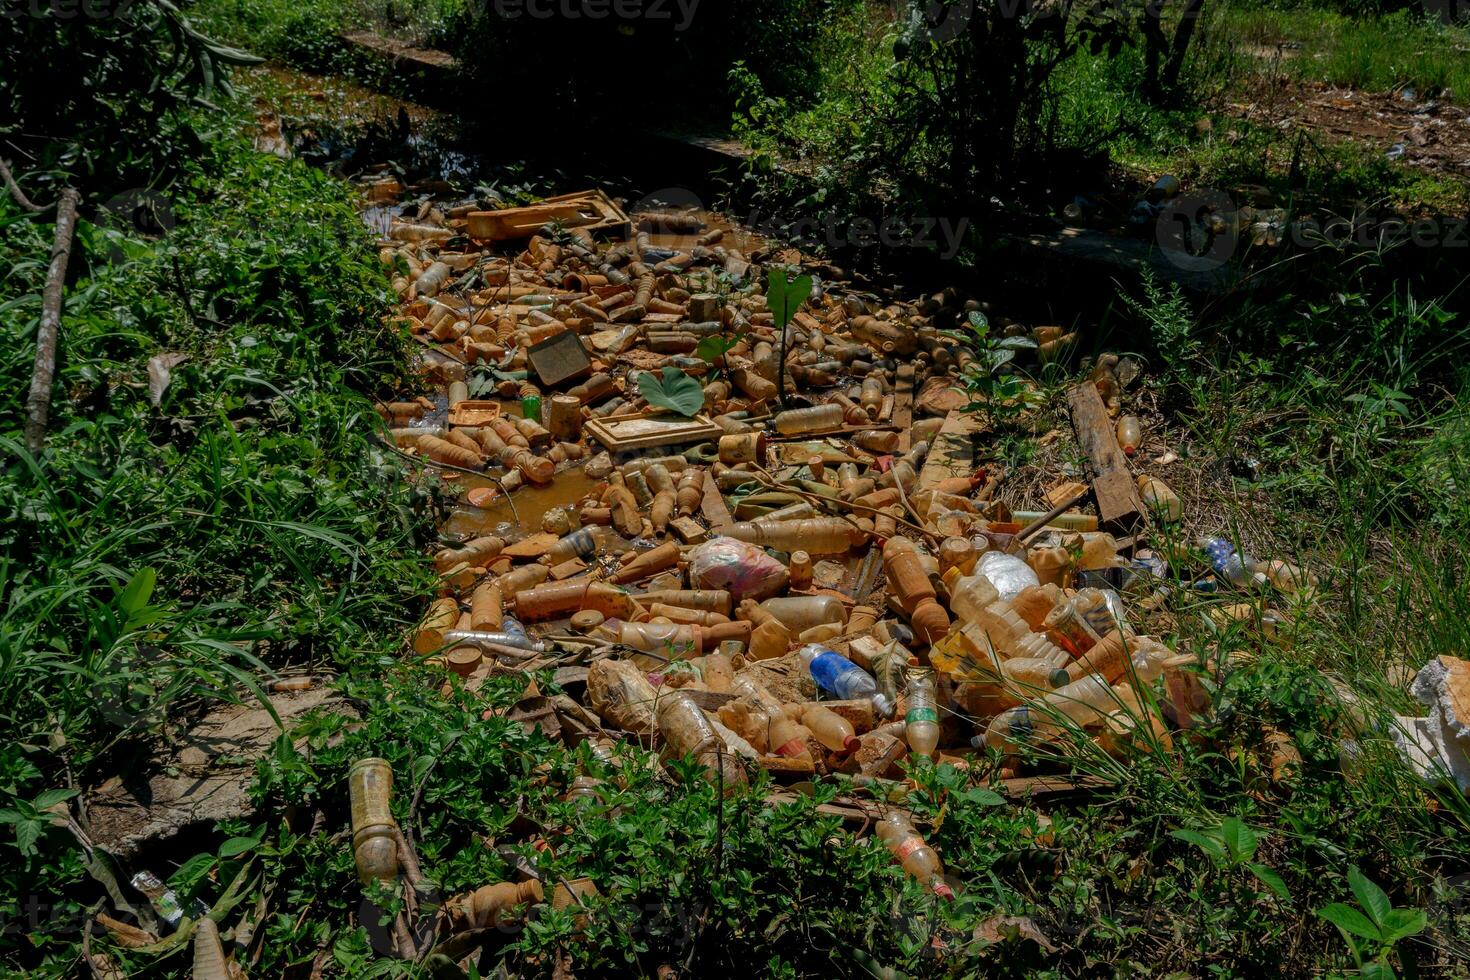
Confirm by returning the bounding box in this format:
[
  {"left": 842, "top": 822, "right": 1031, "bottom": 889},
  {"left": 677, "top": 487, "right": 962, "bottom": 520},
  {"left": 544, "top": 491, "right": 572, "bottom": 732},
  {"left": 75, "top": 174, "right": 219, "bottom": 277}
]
[{"left": 798, "top": 644, "right": 893, "bottom": 716}]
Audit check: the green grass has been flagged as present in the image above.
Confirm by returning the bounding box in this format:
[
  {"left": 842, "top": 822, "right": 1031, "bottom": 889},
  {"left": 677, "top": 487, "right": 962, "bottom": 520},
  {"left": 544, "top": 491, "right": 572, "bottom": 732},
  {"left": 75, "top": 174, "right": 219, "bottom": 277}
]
[{"left": 1221, "top": 4, "right": 1470, "bottom": 96}]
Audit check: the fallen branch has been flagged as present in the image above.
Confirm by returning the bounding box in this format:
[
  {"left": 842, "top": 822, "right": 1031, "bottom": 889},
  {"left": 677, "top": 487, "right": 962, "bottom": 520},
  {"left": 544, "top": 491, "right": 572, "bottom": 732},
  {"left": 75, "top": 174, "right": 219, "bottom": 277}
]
[
  {"left": 0, "top": 157, "right": 45, "bottom": 213},
  {"left": 24, "top": 186, "right": 81, "bottom": 453}
]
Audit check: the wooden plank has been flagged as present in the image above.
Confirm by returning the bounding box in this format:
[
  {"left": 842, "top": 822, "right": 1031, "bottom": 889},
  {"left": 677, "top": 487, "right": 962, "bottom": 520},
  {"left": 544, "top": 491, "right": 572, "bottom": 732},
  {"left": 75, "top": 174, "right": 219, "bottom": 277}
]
[
  {"left": 700, "top": 471, "right": 735, "bottom": 531},
  {"left": 917, "top": 409, "right": 982, "bottom": 490},
  {"left": 893, "top": 363, "right": 915, "bottom": 452},
  {"left": 1066, "top": 382, "right": 1144, "bottom": 533}
]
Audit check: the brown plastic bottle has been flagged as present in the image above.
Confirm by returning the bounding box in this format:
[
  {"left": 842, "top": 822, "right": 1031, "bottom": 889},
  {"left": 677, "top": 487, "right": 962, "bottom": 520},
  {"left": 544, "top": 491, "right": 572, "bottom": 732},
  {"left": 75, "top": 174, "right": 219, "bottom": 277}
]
[
  {"left": 859, "top": 377, "right": 885, "bottom": 419},
  {"left": 773, "top": 404, "right": 845, "bottom": 435},
  {"left": 717, "top": 701, "right": 769, "bottom": 753},
  {"left": 415, "top": 598, "right": 460, "bottom": 654},
  {"left": 500, "top": 447, "right": 554, "bottom": 485},
  {"left": 724, "top": 518, "right": 860, "bottom": 555},
  {"left": 515, "top": 581, "right": 637, "bottom": 621},
  {"left": 758, "top": 595, "right": 846, "bottom": 633},
  {"left": 471, "top": 580, "right": 504, "bottom": 630},
  {"left": 348, "top": 758, "right": 398, "bottom": 884},
  {"left": 611, "top": 541, "right": 681, "bottom": 584},
  {"left": 882, "top": 538, "right": 951, "bottom": 644},
  {"left": 498, "top": 563, "right": 550, "bottom": 598},
  {"left": 641, "top": 589, "right": 733, "bottom": 615},
  {"left": 789, "top": 550, "right": 813, "bottom": 590},
  {"left": 446, "top": 880, "right": 545, "bottom": 931}
]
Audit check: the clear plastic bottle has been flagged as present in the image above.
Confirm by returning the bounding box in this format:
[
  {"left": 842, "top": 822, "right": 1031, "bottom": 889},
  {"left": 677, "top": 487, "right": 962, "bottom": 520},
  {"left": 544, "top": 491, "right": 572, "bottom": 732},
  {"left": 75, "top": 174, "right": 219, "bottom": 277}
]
[
  {"left": 980, "top": 673, "right": 1120, "bottom": 754},
  {"left": 799, "top": 703, "right": 859, "bottom": 754},
  {"left": 1043, "top": 594, "right": 1103, "bottom": 655},
  {"left": 655, "top": 691, "right": 747, "bottom": 789},
  {"left": 903, "top": 670, "right": 940, "bottom": 759},
  {"left": 731, "top": 674, "right": 787, "bottom": 717},
  {"left": 724, "top": 518, "right": 860, "bottom": 555},
  {"left": 1115, "top": 415, "right": 1142, "bottom": 457},
  {"left": 759, "top": 595, "right": 846, "bottom": 633},
  {"left": 798, "top": 644, "right": 893, "bottom": 715},
  {"left": 941, "top": 567, "right": 1000, "bottom": 626},
  {"left": 874, "top": 812, "right": 953, "bottom": 898},
  {"left": 774, "top": 404, "right": 845, "bottom": 435}
]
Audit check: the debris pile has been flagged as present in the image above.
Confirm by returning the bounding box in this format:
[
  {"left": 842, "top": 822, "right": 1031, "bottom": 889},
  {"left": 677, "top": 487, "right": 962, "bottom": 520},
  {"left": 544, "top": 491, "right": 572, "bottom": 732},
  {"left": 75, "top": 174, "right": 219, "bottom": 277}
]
[{"left": 348, "top": 186, "right": 1326, "bottom": 956}]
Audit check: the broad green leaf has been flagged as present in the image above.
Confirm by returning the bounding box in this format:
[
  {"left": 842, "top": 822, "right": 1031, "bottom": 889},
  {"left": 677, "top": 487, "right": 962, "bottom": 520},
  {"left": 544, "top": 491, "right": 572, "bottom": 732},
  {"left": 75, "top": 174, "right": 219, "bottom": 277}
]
[
  {"left": 967, "top": 310, "right": 989, "bottom": 336},
  {"left": 34, "top": 787, "right": 80, "bottom": 810},
  {"left": 1378, "top": 907, "right": 1426, "bottom": 943},
  {"left": 1349, "top": 867, "right": 1392, "bottom": 928},
  {"left": 117, "top": 567, "right": 158, "bottom": 618},
  {"left": 218, "top": 835, "right": 261, "bottom": 859},
  {"left": 1220, "top": 817, "right": 1260, "bottom": 864},
  {"left": 168, "top": 852, "right": 217, "bottom": 893},
  {"left": 1316, "top": 902, "right": 1382, "bottom": 942},
  {"left": 1171, "top": 828, "right": 1225, "bottom": 862},
  {"left": 957, "top": 787, "right": 1005, "bottom": 807},
  {"left": 766, "top": 269, "right": 813, "bottom": 331},
  {"left": 1248, "top": 863, "right": 1291, "bottom": 900},
  {"left": 638, "top": 367, "right": 705, "bottom": 418},
  {"left": 1359, "top": 963, "right": 1395, "bottom": 980},
  {"left": 695, "top": 334, "right": 739, "bottom": 363},
  {"left": 14, "top": 820, "right": 42, "bottom": 857}
]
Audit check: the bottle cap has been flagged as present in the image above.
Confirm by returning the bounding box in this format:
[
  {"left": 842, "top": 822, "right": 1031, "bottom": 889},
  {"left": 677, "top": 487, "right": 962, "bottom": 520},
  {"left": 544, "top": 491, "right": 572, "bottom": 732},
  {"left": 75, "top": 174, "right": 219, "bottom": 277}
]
[{"left": 872, "top": 693, "right": 894, "bottom": 718}]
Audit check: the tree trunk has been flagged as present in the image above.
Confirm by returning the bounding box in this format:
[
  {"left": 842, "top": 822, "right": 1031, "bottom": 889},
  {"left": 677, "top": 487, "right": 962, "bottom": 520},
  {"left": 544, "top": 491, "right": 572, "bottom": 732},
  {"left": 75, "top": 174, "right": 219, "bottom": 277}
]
[
  {"left": 24, "top": 187, "right": 81, "bottom": 454},
  {"left": 1163, "top": 0, "right": 1208, "bottom": 91},
  {"left": 1140, "top": 0, "right": 1167, "bottom": 100}
]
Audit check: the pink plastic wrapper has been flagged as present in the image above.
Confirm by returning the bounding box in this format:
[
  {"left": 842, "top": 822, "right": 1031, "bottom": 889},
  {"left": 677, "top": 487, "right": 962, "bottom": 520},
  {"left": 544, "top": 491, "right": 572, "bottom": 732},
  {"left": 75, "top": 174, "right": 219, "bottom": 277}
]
[{"left": 688, "top": 536, "right": 789, "bottom": 603}]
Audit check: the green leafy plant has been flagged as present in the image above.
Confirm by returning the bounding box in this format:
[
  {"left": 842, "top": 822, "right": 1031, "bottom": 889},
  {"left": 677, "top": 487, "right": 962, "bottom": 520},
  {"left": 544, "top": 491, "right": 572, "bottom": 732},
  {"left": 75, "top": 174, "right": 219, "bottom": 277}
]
[
  {"left": 951, "top": 311, "right": 1037, "bottom": 427},
  {"left": 766, "top": 266, "right": 812, "bottom": 408},
  {"left": 638, "top": 366, "right": 705, "bottom": 417},
  {"left": 1171, "top": 815, "right": 1290, "bottom": 900},
  {"left": 1316, "top": 867, "right": 1426, "bottom": 979}
]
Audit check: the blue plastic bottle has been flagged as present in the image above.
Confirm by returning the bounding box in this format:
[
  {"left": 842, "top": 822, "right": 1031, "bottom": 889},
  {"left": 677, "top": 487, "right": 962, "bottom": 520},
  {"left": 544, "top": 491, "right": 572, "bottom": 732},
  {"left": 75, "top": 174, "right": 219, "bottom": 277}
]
[{"left": 798, "top": 644, "right": 893, "bottom": 716}]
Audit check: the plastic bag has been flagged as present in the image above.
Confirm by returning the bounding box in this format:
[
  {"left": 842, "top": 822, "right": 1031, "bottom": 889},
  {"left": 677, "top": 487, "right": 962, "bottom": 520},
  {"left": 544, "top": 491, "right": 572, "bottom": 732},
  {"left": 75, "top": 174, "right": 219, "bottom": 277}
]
[
  {"left": 688, "top": 536, "right": 789, "bottom": 602},
  {"left": 977, "top": 550, "right": 1040, "bottom": 602}
]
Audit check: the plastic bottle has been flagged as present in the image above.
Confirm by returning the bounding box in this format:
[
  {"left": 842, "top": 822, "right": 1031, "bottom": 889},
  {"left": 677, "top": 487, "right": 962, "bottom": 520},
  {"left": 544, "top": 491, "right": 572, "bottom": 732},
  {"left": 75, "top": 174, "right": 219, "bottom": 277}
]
[
  {"left": 640, "top": 589, "right": 732, "bottom": 615},
  {"left": 903, "top": 670, "right": 940, "bottom": 759},
  {"left": 881, "top": 538, "right": 951, "bottom": 644},
  {"left": 789, "top": 550, "right": 813, "bottom": 590},
  {"left": 798, "top": 644, "right": 893, "bottom": 715},
  {"left": 598, "top": 619, "right": 749, "bottom": 657},
  {"left": 1199, "top": 536, "right": 1262, "bottom": 588},
  {"left": 1077, "top": 532, "right": 1119, "bottom": 571},
  {"left": 874, "top": 812, "right": 953, "bottom": 898},
  {"left": 717, "top": 701, "right": 770, "bottom": 753},
  {"left": 768, "top": 712, "right": 816, "bottom": 760},
  {"left": 723, "top": 518, "right": 860, "bottom": 556},
  {"left": 1026, "top": 545, "right": 1071, "bottom": 588},
  {"left": 348, "top": 758, "right": 398, "bottom": 884},
  {"left": 445, "top": 880, "right": 546, "bottom": 931},
  {"left": 980, "top": 673, "right": 1119, "bottom": 754},
  {"left": 655, "top": 691, "right": 747, "bottom": 789},
  {"left": 799, "top": 704, "right": 859, "bottom": 754},
  {"left": 976, "top": 550, "right": 1040, "bottom": 602},
  {"left": 938, "top": 536, "right": 977, "bottom": 576},
  {"left": 515, "top": 581, "right": 637, "bottom": 621},
  {"left": 1043, "top": 594, "right": 1102, "bottom": 655},
  {"left": 1137, "top": 474, "right": 1181, "bottom": 522},
  {"left": 544, "top": 526, "right": 625, "bottom": 565},
  {"left": 774, "top": 404, "right": 844, "bottom": 435},
  {"left": 1010, "top": 583, "right": 1063, "bottom": 630},
  {"left": 752, "top": 501, "right": 818, "bottom": 525},
  {"left": 759, "top": 595, "right": 846, "bottom": 633},
  {"left": 498, "top": 563, "right": 550, "bottom": 598},
  {"left": 731, "top": 674, "right": 787, "bottom": 717},
  {"left": 941, "top": 566, "right": 1000, "bottom": 625},
  {"left": 1115, "top": 416, "right": 1143, "bottom": 457}
]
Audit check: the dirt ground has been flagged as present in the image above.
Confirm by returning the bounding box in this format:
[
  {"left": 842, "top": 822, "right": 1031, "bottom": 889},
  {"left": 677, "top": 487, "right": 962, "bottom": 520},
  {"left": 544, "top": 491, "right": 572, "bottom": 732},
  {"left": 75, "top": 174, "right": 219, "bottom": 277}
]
[{"left": 1232, "top": 76, "right": 1470, "bottom": 179}]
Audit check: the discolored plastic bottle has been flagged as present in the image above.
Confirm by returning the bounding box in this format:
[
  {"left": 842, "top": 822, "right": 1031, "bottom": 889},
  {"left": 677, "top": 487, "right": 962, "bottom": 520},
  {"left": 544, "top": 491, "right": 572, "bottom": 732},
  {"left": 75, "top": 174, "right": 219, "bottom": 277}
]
[
  {"left": 1136, "top": 474, "right": 1181, "bottom": 522},
  {"left": 759, "top": 594, "right": 846, "bottom": 633},
  {"left": 774, "top": 404, "right": 845, "bottom": 435},
  {"left": 717, "top": 701, "right": 770, "bottom": 753},
  {"left": 798, "top": 703, "right": 859, "bottom": 754},
  {"left": 544, "top": 526, "right": 626, "bottom": 565},
  {"left": 348, "top": 758, "right": 398, "bottom": 885},
  {"left": 655, "top": 691, "right": 747, "bottom": 789},
  {"left": 768, "top": 712, "right": 816, "bottom": 760},
  {"left": 1115, "top": 416, "right": 1143, "bottom": 457},
  {"left": 903, "top": 670, "right": 940, "bottom": 759},
  {"left": 874, "top": 812, "right": 953, "bottom": 898},
  {"left": 723, "top": 518, "right": 861, "bottom": 555}
]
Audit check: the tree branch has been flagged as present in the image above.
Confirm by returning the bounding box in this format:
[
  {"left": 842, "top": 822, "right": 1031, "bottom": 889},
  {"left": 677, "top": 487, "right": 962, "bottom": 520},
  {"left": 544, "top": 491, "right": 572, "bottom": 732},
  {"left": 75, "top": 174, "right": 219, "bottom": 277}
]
[
  {"left": 24, "top": 187, "right": 81, "bottom": 453},
  {"left": 0, "top": 158, "right": 46, "bottom": 213}
]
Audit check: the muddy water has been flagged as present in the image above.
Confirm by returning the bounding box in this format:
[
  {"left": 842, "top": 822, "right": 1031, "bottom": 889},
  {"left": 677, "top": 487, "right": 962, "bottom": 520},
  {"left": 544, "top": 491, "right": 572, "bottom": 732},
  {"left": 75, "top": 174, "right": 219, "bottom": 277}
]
[{"left": 443, "top": 470, "right": 602, "bottom": 541}]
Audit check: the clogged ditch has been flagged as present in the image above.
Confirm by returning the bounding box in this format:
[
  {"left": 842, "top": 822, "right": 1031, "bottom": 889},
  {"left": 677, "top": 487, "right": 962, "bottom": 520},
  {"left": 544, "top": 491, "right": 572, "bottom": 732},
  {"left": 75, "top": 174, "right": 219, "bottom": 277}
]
[{"left": 338, "top": 178, "right": 1326, "bottom": 962}]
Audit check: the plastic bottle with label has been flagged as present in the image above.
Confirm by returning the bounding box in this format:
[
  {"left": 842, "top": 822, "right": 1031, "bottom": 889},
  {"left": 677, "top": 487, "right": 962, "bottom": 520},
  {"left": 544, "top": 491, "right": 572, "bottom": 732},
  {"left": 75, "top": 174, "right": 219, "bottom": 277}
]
[
  {"left": 723, "top": 518, "right": 861, "bottom": 555},
  {"left": 979, "top": 673, "right": 1120, "bottom": 754},
  {"left": 874, "top": 812, "right": 954, "bottom": 898},
  {"left": 903, "top": 670, "right": 940, "bottom": 759},
  {"left": 767, "top": 712, "right": 815, "bottom": 760}
]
